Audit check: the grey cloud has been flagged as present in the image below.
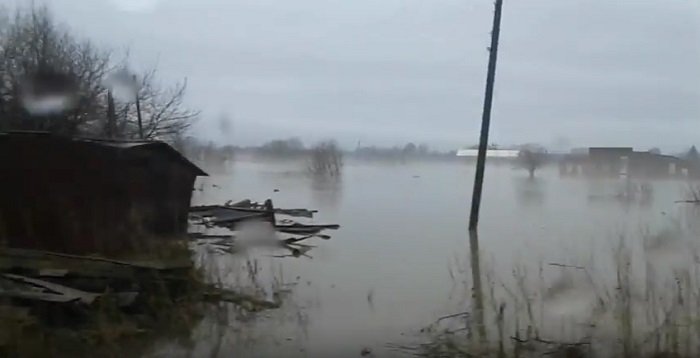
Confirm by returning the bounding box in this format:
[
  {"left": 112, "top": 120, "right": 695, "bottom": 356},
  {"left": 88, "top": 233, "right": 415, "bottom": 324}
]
[{"left": 9, "top": 0, "right": 700, "bottom": 150}]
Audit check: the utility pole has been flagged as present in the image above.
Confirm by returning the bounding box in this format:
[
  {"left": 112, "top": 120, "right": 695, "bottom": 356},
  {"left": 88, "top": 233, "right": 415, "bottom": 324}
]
[
  {"left": 106, "top": 90, "right": 116, "bottom": 138},
  {"left": 467, "top": 0, "right": 504, "bottom": 345},
  {"left": 470, "top": 0, "right": 503, "bottom": 232},
  {"left": 133, "top": 75, "right": 144, "bottom": 139}
]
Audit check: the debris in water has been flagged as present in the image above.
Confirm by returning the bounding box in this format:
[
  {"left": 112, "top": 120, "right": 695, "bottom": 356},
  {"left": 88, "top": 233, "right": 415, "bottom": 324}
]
[
  {"left": 276, "top": 223, "right": 340, "bottom": 235},
  {"left": 202, "top": 286, "right": 281, "bottom": 311},
  {"left": 190, "top": 199, "right": 335, "bottom": 234},
  {"left": 190, "top": 199, "right": 338, "bottom": 260}
]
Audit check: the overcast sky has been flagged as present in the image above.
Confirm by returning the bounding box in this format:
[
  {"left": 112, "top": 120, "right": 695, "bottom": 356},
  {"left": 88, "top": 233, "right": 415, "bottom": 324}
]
[{"left": 4, "top": 0, "right": 700, "bottom": 151}]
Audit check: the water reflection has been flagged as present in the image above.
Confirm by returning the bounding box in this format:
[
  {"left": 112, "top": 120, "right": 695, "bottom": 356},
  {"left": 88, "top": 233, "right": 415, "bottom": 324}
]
[
  {"left": 151, "top": 244, "right": 316, "bottom": 357},
  {"left": 514, "top": 177, "right": 545, "bottom": 207},
  {"left": 146, "top": 303, "right": 311, "bottom": 357},
  {"left": 310, "top": 174, "right": 343, "bottom": 210},
  {"left": 585, "top": 178, "right": 654, "bottom": 209}
]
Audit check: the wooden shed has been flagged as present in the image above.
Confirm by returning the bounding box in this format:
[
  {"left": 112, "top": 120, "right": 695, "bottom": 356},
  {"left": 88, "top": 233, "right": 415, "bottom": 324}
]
[{"left": 0, "top": 131, "right": 207, "bottom": 254}]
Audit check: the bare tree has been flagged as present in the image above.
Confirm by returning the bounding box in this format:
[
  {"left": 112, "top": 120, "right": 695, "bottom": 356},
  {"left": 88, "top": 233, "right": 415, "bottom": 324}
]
[
  {"left": 518, "top": 145, "right": 547, "bottom": 178},
  {"left": 116, "top": 68, "right": 199, "bottom": 141},
  {"left": 259, "top": 137, "right": 306, "bottom": 158},
  {"left": 0, "top": 6, "right": 198, "bottom": 142},
  {"left": 309, "top": 140, "right": 343, "bottom": 177},
  {"left": 0, "top": 6, "right": 112, "bottom": 135}
]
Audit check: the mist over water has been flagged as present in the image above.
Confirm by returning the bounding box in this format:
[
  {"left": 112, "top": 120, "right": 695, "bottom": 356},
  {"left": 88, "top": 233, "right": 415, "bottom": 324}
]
[{"left": 3, "top": 0, "right": 699, "bottom": 356}]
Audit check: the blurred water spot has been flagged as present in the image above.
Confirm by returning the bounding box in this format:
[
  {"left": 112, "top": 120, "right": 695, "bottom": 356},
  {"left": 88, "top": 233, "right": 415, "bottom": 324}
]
[
  {"left": 108, "top": 0, "right": 162, "bottom": 12},
  {"left": 543, "top": 270, "right": 596, "bottom": 319},
  {"left": 235, "top": 221, "right": 279, "bottom": 248},
  {"left": 20, "top": 69, "right": 78, "bottom": 115},
  {"left": 22, "top": 94, "right": 76, "bottom": 116},
  {"left": 218, "top": 113, "right": 232, "bottom": 135},
  {"left": 543, "top": 285, "right": 596, "bottom": 318},
  {"left": 103, "top": 69, "right": 139, "bottom": 102}
]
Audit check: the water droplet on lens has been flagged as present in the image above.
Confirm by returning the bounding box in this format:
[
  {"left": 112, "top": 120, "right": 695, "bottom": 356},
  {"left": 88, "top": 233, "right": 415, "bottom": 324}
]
[{"left": 20, "top": 68, "right": 78, "bottom": 116}]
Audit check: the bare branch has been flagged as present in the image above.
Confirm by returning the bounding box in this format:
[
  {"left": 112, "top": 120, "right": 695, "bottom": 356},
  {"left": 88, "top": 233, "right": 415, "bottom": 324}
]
[{"left": 0, "top": 6, "right": 197, "bottom": 140}]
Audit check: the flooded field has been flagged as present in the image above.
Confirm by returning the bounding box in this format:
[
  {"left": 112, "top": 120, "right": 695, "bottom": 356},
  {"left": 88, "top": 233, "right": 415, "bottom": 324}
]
[
  {"left": 159, "top": 160, "right": 699, "bottom": 357},
  {"left": 2, "top": 0, "right": 698, "bottom": 356}
]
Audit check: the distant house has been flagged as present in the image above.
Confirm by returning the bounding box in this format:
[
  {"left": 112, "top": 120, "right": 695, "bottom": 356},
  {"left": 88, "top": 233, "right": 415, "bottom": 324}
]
[
  {"left": 682, "top": 146, "right": 700, "bottom": 177},
  {"left": 587, "top": 147, "right": 633, "bottom": 176},
  {"left": 0, "top": 132, "right": 207, "bottom": 254},
  {"left": 559, "top": 147, "right": 690, "bottom": 178}
]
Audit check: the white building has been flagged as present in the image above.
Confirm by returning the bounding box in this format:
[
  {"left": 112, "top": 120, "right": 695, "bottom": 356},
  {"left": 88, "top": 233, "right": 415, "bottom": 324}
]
[{"left": 456, "top": 149, "right": 519, "bottom": 158}]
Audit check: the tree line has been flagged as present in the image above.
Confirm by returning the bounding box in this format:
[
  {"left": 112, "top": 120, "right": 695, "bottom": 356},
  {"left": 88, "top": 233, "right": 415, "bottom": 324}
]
[
  {"left": 0, "top": 6, "right": 197, "bottom": 141},
  {"left": 240, "top": 138, "right": 457, "bottom": 161},
  {"left": 174, "top": 136, "right": 459, "bottom": 165}
]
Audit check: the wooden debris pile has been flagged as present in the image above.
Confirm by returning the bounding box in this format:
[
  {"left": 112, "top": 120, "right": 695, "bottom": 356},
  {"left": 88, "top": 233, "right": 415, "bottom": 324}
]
[
  {"left": 0, "top": 198, "right": 338, "bottom": 330},
  {"left": 0, "top": 247, "right": 193, "bottom": 311},
  {"left": 189, "top": 198, "right": 339, "bottom": 258}
]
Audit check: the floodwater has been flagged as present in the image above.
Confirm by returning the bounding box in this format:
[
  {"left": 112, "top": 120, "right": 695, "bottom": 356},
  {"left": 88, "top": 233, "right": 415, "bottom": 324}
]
[{"left": 160, "top": 160, "right": 695, "bottom": 357}]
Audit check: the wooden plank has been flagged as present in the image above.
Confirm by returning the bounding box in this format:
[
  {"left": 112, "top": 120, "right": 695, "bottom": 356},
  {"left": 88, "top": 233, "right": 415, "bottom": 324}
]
[
  {"left": 190, "top": 200, "right": 315, "bottom": 219},
  {"left": 0, "top": 274, "right": 139, "bottom": 307},
  {"left": 0, "top": 256, "right": 138, "bottom": 279},
  {"left": 275, "top": 223, "right": 340, "bottom": 235},
  {"left": 0, "top": 248, "right": 192, "bottom": 271},
  {"left": 38, "top": 269, "right": 69, "bottom": 277},
  {"left": 3, "top": 274, "right": 99, "bottom": 304},
  {"left": 188, "top": 233, "right": 234, "bottom": 240},
  {"left": 0, "top": 289, "right": 78, "bottom": 303}
]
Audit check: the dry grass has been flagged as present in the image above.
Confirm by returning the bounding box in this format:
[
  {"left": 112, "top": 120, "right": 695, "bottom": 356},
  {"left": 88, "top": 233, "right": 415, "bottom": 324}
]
[
  {"left": 0, "top": 239, "right": 296, "bottom": 357},
  {"left": 407, "top": 209, "right": 700, "bottom": 358}
]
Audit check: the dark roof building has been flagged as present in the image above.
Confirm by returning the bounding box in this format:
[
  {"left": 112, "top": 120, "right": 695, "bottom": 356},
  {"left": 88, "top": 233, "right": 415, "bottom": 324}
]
[
  {"left": 588, "top": 147, "right": 633, "bottom": 160},
  {"left": 0, "top": 132, "right": 207, "bottom": 255},
  {"left": 559, "top": 147, "right": 691, "bottom": 178}
]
